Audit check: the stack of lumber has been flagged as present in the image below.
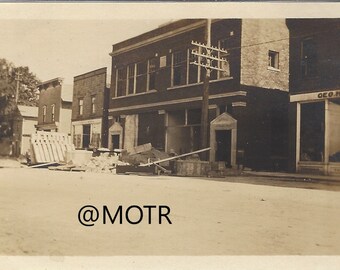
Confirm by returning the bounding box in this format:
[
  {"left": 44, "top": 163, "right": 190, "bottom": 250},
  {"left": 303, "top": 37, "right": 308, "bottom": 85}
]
[{"left": 30, "top": 131, "right": 75, "bottom": 164}]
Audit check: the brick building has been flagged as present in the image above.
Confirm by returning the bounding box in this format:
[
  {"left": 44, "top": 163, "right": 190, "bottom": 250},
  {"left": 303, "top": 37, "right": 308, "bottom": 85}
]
[
  {"left": 71, "top": 68, "right": 109, "bottom": 149},
  {"left": 287, "top": 19, "right": 340, "bottom": 175},
  {"left": 108, "top": 19, "right": 290, "bottom": 170},
  {"left": 36, "top": 78, "right": 72, "bottom": 134}
]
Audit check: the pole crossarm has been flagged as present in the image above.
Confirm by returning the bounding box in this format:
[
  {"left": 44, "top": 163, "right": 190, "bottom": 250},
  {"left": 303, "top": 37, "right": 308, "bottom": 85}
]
[
  {"left": 191, "top": 50, "right": 228, "bottom": 62},
  {"left": 191, "top": 40, "right": 229, "bottom": 54},
  {"left": 190, "top": 40, "right": 229, "bottom": 73},
  {"left": 190, "top": 61, "right": 227, "bottom": 72}
]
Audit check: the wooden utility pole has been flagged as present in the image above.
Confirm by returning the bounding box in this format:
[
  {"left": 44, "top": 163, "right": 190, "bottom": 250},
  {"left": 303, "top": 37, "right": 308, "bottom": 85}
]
[
  {"left": 200, "top": 19, "right": 211, "bottom": 160},
  {"left": 190, "top": 19, "right": 229, "bottom": 161},
  {"left": 15, "top": 71, "right": 22, "bottom": 104}
]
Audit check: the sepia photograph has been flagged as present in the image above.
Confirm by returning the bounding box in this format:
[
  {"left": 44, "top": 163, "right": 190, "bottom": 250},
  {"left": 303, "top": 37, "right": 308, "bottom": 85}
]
[{"left": 0, "top": 2, "right": 339, "bottom": 269}]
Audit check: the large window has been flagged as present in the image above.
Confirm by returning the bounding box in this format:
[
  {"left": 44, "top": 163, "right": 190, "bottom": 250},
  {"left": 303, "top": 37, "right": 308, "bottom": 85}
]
[
  {"left": 172, "top": 50, "right": 187, "bottom": 86},
  {"left": 167, "top": 109, "right": 201, "bottom": 154},
  {"left": 148, "top": 58, "right": 157, "bottom": 90},
  {"left": 209, "top": 49, "right": 218, "bottom": 81},
  {"left": 127, "top": 64, "right": 135, "bottom": 95},
  {"left": 301, "top": 38, "right": 318, "bottom": 77},
  {"left": 328, "top": 99, "right": 340, "bottom": 162},
  {"left": 188, "top": 47, "right": 200, "bottom": 84},
  {"left": 300, "top": 102, "right": 325, "bottom": 162},
  {"left": 136, "top": 62, "right": 147, "bottom": 93},
  {"left": 217, "top": 39, "right": 230, "bottom": 79},
  {"left": 188, "top": 40, "right": 231, "bottom": 84},
  {"left": 115, "top": 62, "right": 149, "bottom": 96},
  {"left": 116, "top": 67, "right": 127, "bottom": 97}
]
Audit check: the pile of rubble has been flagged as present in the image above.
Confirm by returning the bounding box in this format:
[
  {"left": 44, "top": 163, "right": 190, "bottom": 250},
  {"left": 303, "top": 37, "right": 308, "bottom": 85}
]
[
  {"left": 121, "top": 148, "right": 169, "bottom": 166},
  {"left": 79, "top": 144, "right": 170, "bottom": 174},
  {"left": 44, "top": 143, "right": 212, "bottom": 176},
  {"left": 81, "top": 154, "right": 128, "bottom": 173},
  {"left": 47, "top": 144, "right": 169, "bottom": 174}
]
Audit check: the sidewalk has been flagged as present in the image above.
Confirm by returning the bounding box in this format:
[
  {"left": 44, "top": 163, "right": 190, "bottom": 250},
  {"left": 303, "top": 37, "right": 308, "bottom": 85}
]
[
  {"left": 0, "top": 157, "right": 23, "bottom": 168},
  {"left": 243, "top": 170, "right": 340, "bottom": 183}
]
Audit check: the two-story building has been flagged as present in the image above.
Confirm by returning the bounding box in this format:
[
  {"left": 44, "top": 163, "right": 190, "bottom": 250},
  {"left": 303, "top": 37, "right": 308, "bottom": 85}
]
[
  {"left": 108, "top": 19, "right": 290, "bottom": 171},
  {"left": 36, "top": 77, "right": 72, "bottom": 135},
  {"left": 71, "top": 68, "right": 109, "bottom": 150},
  {"left": 287, "top": 19, "right": 340, "bottom": 175}
]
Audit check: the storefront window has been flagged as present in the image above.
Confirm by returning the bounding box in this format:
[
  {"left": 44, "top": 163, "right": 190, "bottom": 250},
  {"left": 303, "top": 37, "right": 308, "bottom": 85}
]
[
  {"left": 328, "top": 99, "right": 340, "bottom": 162},
  {"left": 300, "top": 101, "right": 325, "bottom": 162}
]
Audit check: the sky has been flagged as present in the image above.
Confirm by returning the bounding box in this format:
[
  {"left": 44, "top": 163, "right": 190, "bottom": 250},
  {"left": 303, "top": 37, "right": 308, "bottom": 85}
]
[
  {"left": 0, "top": 3, "right": 337, "bottom": 85},
  {"left": 0, "top": 19, "right": 169, "bottom": 85}
]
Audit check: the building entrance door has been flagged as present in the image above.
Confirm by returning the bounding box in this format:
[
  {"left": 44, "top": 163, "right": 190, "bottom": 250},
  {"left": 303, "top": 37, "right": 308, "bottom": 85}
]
[
  {"left": 215, "top": 130, "right": 232, "bottom": 165},
  {"left": 82, "top": 124, "right": 91, "bottom": 149},
  {"left": 111, "top": 134, "right": 120, "bottom": 150},
  {"left": 210, "top": 113, "right": 237, "bottom": 167}
]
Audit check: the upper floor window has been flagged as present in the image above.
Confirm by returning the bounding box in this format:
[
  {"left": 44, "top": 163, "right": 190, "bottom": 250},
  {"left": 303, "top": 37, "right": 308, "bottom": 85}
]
[
  {"left": 115, "top": 61, "right": 150, "bottom": 97},
  {"left": 268, "top": 50, "right": 279, "bottom": 70},
  {"left": 188, "top": 39, "right": 230, "bottom": 83},
  {"left": 42, "top": 105, "right": 47, "bottom": 123},
  {"left": 91, "top": 96, "right": 96, "bottom": 114},
  {"left": 188, "top": 47, "right": 201, "bottom": 84},
  {"left": 127, "top": 64, "right": 136, "bottom": 95},
  {"left": 172, "top": 50, "right": 187, "bottom": 87},
  {"left": 148, "top": 58, "right": 157, "bottom": 90},
  {"left": 136, "top": 62, "right": 147, "bottom": 93},
  {"left": 78, "top": 98, "right": 83, "bottom": 116},
  {"left": 217, "top": 39, "right": 230, "bottom": 79},
  {"left": 51, "top": 104, "right": 55, "bottom": 122},
  {"left": 116, "top": 67, "right": 127, "bottom": 97},
  {"left": 301, "top": 38, "right": 318, "bottom": 77}
]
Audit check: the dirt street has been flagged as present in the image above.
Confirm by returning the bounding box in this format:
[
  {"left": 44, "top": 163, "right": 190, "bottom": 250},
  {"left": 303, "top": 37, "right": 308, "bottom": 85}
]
[{"left": 0, "top": 167, "right": 340, "bottom": 255}]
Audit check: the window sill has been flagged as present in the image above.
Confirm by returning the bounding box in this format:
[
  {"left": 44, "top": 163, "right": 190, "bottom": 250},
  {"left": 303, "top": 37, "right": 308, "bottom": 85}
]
[
  {"left": 267, "top": 66, "right": 280, "bottom": 72},
  {"left": 112, "top": 89, "right": 157, "bottom": 100},
  {"left": 299, "top": 161, "right": 340, "bottom": 165},
  {"left": 298, "top": 161, "right": 325, "bottom": 165},
  {"left": 167, "top": 76, "right": 233, "bottom": 91}
]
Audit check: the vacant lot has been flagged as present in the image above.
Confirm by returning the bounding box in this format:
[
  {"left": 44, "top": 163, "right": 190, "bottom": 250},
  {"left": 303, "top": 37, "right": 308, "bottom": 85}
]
[{"left": 0, "top": 167, "right": 340, "bottom": 255}]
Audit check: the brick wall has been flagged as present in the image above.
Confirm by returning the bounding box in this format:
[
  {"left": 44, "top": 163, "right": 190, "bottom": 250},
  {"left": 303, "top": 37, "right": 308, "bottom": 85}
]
[
  {"left": 240, "top": 19, "right": 289, "bottom": 91},
  {"left": 72, "top": 68, "right": 107, "bottom": 121},
  {"left": 287, "top": 19, "right": 340, "bottom": 94},
  {"left": 38, "top": 85, "right": 61, "bottom": 125},
  {"left": 109, "top": 19, "right": 242, "bottom": 109}
]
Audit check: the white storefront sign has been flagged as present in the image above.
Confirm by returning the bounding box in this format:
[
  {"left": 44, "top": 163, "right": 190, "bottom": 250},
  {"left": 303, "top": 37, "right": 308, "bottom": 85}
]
[{"left": 290, "top": 90, "right": 340, "bottom": 102}]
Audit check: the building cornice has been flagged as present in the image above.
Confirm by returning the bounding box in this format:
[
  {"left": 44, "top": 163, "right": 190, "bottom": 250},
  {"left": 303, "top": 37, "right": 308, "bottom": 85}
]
[
  {"left": 38, "top": 77, "right": 64, "bottom": 91},
  {"left": 110, "top": 20, "right": 215, "bottom": 57},
  {"left": 108, "top": 91, "right": 247, "bottom": 113}
]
